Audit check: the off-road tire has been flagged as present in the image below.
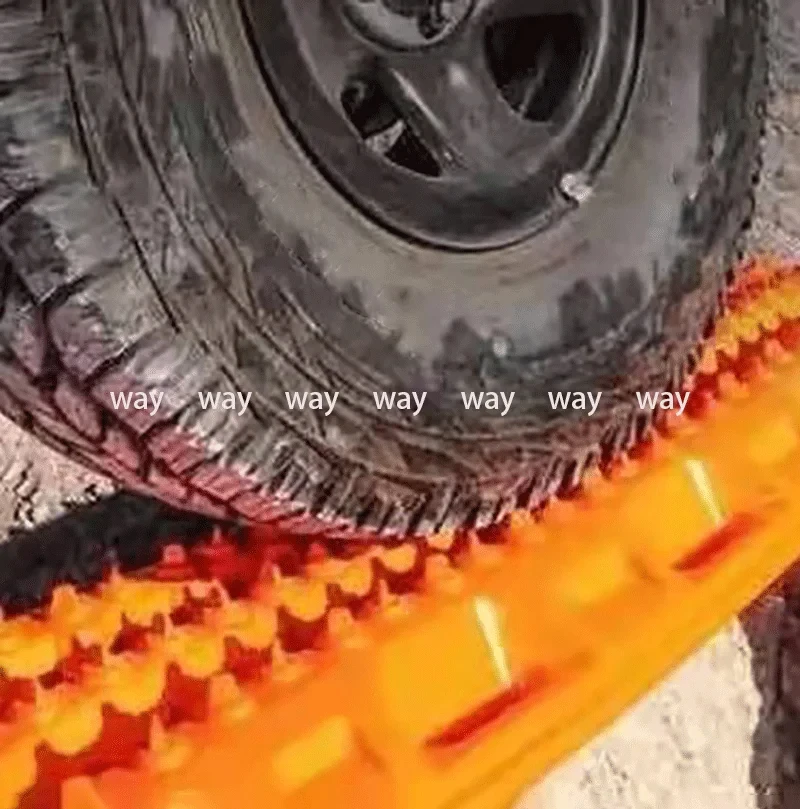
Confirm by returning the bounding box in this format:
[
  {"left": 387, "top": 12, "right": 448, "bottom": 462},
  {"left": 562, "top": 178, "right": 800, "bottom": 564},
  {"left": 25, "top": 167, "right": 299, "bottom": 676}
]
[{"left": 0, "top": 0, "right": 767, "bottom": 538}]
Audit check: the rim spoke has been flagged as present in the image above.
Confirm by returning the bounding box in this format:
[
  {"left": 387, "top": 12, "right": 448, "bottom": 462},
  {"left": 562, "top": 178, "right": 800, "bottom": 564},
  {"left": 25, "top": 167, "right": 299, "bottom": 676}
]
[
  {"left": 285, "top": 1, "right": 373, "bottom": 103},
  {"left": 379, "top": 42, "right": 549, "bottom": 177}
]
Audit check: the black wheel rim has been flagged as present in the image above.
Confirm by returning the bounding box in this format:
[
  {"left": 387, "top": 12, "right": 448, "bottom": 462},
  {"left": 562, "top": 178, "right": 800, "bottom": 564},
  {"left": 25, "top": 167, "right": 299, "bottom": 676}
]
[{"left": 240, "top": 0, "right": 645, "bottom": 250}]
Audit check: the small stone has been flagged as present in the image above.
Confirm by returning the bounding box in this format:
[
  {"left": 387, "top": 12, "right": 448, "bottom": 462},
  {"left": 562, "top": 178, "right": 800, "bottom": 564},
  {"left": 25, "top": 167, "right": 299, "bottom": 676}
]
[{"left": 560, "top": 172, "right": 593, "bottom": 204}]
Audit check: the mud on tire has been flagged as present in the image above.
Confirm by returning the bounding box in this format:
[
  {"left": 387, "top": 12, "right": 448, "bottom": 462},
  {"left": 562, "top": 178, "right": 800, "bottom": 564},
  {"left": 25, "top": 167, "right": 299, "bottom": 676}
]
[{"left": 0, "top": 0, "right": 767, "bottom": 538}]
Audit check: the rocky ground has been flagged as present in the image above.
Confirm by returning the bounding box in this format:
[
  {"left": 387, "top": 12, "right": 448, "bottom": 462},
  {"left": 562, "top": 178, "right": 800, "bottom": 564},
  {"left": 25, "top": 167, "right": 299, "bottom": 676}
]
[{"left": 2, "top": 0, "right": 800, "bottom": 806}]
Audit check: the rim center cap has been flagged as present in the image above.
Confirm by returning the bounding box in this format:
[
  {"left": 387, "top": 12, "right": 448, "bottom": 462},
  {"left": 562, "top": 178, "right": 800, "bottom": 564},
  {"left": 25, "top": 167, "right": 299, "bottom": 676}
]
[{"left": 343, "top": 0, "right": 474, "bottom": 48}]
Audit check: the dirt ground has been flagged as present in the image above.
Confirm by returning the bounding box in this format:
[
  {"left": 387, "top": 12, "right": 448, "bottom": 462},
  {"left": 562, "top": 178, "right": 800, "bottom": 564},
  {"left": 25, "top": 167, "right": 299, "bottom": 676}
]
[{"left": 1, "top": 0, "right": 800, "bottom": 806}]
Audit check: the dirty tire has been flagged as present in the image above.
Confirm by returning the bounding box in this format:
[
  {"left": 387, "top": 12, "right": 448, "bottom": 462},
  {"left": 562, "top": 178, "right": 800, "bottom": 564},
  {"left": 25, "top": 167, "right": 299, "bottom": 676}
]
[{"left": 0, "top": 0, "right": 767, "bottom": 538}]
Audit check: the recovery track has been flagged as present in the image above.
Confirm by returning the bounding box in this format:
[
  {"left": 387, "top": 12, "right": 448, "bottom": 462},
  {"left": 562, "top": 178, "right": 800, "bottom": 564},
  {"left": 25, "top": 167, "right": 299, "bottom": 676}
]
[{"left": 3, "top": 261, "right": 800, "bottom": 809}]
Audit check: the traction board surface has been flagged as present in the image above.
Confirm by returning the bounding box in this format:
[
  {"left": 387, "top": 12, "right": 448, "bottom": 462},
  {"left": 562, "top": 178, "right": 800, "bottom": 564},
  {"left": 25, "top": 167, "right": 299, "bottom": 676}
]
[{"left": 3, "top": 261, "right": 800, "bottom": 809}]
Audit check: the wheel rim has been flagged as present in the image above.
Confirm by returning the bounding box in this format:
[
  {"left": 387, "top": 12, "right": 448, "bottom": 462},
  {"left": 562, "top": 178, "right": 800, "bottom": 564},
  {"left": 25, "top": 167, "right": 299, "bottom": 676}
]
[{"left": 240, "top": 0, "right": 645, "bottom": 250}]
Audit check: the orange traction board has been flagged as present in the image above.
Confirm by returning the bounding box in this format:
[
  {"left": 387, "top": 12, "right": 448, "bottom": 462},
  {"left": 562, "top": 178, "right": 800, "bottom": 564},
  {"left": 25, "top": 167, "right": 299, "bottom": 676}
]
[{"left": 3, "top": 260, "right": 800, "bottom": 809}]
